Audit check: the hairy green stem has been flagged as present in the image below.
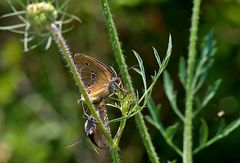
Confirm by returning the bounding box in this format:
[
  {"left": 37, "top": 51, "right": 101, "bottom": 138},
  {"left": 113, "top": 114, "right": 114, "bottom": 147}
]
[
  {"left": 111, "top": 147, "right": 120, "bottom": 163},
  {"left": 114, "top": 115, "right": 127, "bottom": 146},
  {"left": 50, "top": 23, "right": 119, "bottom": 161},
  {"left": 101, "top": 0, "right": 160, "bottom": 163},
  {"left": 183, "top": 0, "right": 201, "bottom": 163},
  {"left": 101, "top": 0, "right": 133, "bottom": 91}
]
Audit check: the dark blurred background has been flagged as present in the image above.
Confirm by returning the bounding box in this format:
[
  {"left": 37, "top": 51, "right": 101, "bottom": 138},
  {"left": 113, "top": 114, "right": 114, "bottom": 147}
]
[{"left": 0, "top": 0, "right": 240, "bottom": 163}]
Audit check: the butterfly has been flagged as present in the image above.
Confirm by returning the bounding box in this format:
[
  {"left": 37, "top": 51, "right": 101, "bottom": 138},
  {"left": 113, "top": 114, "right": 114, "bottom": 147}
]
[
  {"left": 84, "top": 108, "right": 110, "bottom": 149},
  {"left": 74, "top": 53, "right": 124, "bottom": 103}
]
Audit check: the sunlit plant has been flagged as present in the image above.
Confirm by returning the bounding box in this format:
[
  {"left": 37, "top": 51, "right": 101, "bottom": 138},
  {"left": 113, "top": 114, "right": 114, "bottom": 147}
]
[
  {"left": 0, "top": 0, "right": 173, "bottom": 162},
  {"left": 2, "top": 0, "right": 239, "bottom": 163},
  {"left": 0, "top": 0, "right": 80, "bottom": 51}
]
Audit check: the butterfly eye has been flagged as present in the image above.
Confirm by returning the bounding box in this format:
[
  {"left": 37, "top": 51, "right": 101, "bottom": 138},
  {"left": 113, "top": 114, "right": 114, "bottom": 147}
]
[
  {"left": 84, "top": 61, "right": 89, "bottom": 66},
  {"left": 88, "top": 90, "right": 91, "bottom": 94}
]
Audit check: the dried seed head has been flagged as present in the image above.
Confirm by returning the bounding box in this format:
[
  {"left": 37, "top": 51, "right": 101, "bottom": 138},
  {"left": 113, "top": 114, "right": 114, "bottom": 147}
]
[{"left": 26, "top": 2, "right": 57, "bottom": 30}]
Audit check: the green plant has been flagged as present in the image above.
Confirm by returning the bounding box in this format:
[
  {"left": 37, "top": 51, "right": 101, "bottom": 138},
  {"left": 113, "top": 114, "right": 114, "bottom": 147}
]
[
  {"left": 2, "top": 0, "right": 239, "bottom": 163},
  {"left": 145, "top": 0, "right": 240, "bottom": 163},
  {"left": 0, "top": 0, "right": 172, "bottom": 162}
]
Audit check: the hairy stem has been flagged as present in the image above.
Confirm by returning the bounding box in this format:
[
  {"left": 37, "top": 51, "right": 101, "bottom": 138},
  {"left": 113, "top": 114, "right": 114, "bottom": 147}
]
[
  {"left": 50, "top": 23, "right": 119, "bottom": 162},
  {"left": 111, "top": 147, "right": 120, "bottom": 163},
  {"left": 114, "top": 115, "right": 127, "bottom": 146},
  {"left": 183, "top": 0, "right": 201, "bottom": 163},
  {"left": 101, "top": 1, "right": 159, "bottom": 162}
]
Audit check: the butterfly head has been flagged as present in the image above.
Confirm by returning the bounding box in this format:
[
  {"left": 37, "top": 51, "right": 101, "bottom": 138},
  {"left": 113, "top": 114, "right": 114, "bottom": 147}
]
[
  {"left": 84, "top": 116, "right": 109, "bottom": 150},
  {"left": 84, "top": 116, "right": 97, "bottom": 136},
  {"left": 109, "top": 76, "right": 124, "bottom": 94}
]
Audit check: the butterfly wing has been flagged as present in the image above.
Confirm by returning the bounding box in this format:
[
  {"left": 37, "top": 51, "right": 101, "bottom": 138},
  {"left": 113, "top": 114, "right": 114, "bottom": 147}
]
[
  {"left": 85, "top": 112, "right": 110, "bottom": 150},
  {"left": 74, "top": 53, "right": 113, "bottom": 102}
]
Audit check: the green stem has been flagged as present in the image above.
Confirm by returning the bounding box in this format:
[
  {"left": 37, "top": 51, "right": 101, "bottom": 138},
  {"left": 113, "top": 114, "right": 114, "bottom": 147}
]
[
  {"left": 114, "top": 114, "right": 127, "bottom": 146},
  {"left": 183, "top": 0, "right": 201, "bottom": 163},
  {"left": 111, "top": 147, "right": 120, "bottom": 163},
  {"left": 49, "top": 23, "right": 119, "bottom": 161},
  {"left": 101, "top": 0, "right": 133, "bottom": 91},
  {"left": 101, "top": 1, "right": 160, "bottom": 163}
]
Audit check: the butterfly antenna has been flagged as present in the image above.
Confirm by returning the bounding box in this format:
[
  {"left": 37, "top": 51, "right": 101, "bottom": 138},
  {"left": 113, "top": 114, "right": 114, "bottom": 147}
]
[{"left": 109, "top": 66, "right": 117, "bottom": 76}]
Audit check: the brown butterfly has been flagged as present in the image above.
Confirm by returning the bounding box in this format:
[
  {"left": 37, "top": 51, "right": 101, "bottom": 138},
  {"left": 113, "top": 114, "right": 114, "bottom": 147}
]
[
  {"left": 84, "top": 107, "right": 110, "bottom": 149},
  {"left": 74, "top": 53, "right": 124, "bottom": 103}
]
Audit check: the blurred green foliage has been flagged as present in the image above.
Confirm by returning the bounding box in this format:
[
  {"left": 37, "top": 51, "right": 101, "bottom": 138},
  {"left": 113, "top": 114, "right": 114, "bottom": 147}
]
[{"left": 0, "top": 0, "right": 240, "bottom": 163}]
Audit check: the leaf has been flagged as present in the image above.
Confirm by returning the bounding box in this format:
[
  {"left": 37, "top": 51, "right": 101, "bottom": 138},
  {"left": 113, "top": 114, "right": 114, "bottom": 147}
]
[
  {"left": 145, "top": 116, "right": 158, "bottom": 129},
  {"left": 216, "top": 119, "right": 226, "bottom": 135},
  {"left": 222, "top": 117, "right": 240, "bottom": 136},
  {"left": 1, "top": 10, "right": 25, "bottom": 18},
  {"left": 0, "top": 23, "right": 26, "bottom": 30},
  {"left": 133, "top": 50, "right": 147, "bottom": 94},
  {"left": 163, "top": 71, "right": 184, "bottom": 121},
  {"left": 161, "top": 35, "right": 172, "bottom": 70},
  {"left": 163, "top": 71, "right": 175, "bottom": 102},
  {"left": 194, "top": 118, "right": 240, "bottom": 154},
  {"left": 168, "top": 160, "right": 177, "bottom": 163},
  {"left": 147, "top": 97, "right": 161, "bottom": 123},
  {"left": 193, "top": 79, "right": 221, "bottom": 117},
  {"left": 132, "top": 67, "right": 142, "bottom": 75},
  {"left": 192, "top": 31, "right": 217, "bottom": 93},
  {"left": 167, "top": 160, "right": 177, "bottom": 163},
  {"left": 198, "top": 119, "right": 209, "bottom": 147},
  {"left": 202, "top": 79, "right": 221, "bottom": 107},
  {"left": 165, "top": 122, "right": 179, "bottom": 141},
  {"left": 178, "top": 56, "right": 186, "bottom": 89},
  {"left": 153, "top": 47, "right": 161, "bottom": 66}
]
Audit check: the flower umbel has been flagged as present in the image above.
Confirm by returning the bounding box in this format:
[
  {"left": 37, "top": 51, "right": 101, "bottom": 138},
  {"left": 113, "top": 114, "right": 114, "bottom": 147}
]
[
  {"left": 26, "top": 2, "right": 57, "bottom": 31},
  {"left": 0, "top": 0, "right": 80, "bottom": 51}
]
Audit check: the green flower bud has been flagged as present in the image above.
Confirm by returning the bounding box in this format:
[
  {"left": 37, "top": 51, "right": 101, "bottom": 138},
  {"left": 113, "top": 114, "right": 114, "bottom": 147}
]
[{"left": 26, "top": 2, "right": 57, "bottom": 30}]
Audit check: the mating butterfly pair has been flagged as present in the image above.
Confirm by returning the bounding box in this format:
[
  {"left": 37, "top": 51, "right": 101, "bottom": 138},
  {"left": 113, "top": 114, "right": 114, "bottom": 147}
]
[{"left": 74, "top": 53, "right": 124, "bottom": 149}]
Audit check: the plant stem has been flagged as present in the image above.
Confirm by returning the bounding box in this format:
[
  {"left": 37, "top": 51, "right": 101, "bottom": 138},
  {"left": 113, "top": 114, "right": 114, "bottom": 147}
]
[
  {"left": 111, "top": 147, "right": 120, "bottom": 163},
  {"left": 114, "top": 114, "right": 127, "bottom": 146},
  {"left": 101, "top": 0, "right": 159, "bottom": 163},
  {"left": 183, "top": 0, "right": 201, "bottom": 163},
  {"left": 101, "top": 0, "right": 133, "bottom": 91},
  {"left": 49, "top": 23, "right": 119, "bottom": 162}
]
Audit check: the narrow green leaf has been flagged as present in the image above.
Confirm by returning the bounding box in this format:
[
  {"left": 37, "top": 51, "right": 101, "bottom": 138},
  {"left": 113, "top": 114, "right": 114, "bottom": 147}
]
[
  {"left": 161, "top": 35, "right": 172, "bottom": 70},
  {"left": 216, "top": 119, "right": 226, "bottom": 135},
  {"left": 153, "top": 47, "right": 161, "bottom": 66},
  {"left": 165, "top": 122, "right": 179, "bottom": 141},
  {"left": 178, "top": 56, "right": 186, "bottom": 89},
  {"left": 198, "top": 119, "right": 209, "bottom": 147},
  {"left": 163, "top": 71, "right": 184, "bottom": 121},
  {"left": 163, "top": 71, "right": 175, "bottom": 101},
  {"left": 1, "top": 10, "right": 25, "bottom": 18},
  {"left": 222, "top": 118, "right": 240, "bottom": 136},
  {"left": 202, "top": 79, "right": 221, "bottom": 107},
  {"left": 147, "top": 97, "right": 161, "bottom": 123},
  {"left": 193, "top": 79, "right": 221, "bottom": 117},
  {"left": 6, "top": 0, "right": 26, "bottom": 23},
  {"left": 168, "top": 160, "right": 177, "bottom": 163},
  {"left": 58, "top": 10, "right": 82, "bottom": 23},
  {"left": 133, "top": 50, "right": 147, "bottom": 94},
  {"left": 132, "top": 67, "right": 142, "bottom": 75},
  {"left": 0, "top": 23, "right": 26, "bottom": 30},
  {"left": 192, "top": 31, "right": 217, "bottom": 93},
  {"left": 194, "top": 117, "right": 240, "bottom": 154},
  {"left": 145, "top": 116, "right": 159, "bottom": 129}
]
